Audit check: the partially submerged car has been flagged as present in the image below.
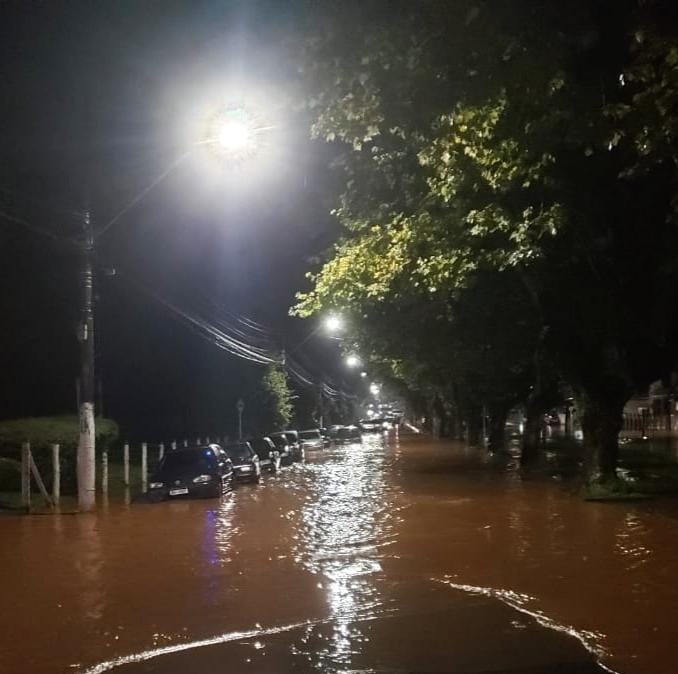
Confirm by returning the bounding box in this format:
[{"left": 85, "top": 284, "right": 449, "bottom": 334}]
[
  {"left": 334, "top": 425, "right": 363, "bottom": 444},
  {"left": 223, "top": 442, "right": 261, "bottom": 482},
  {"left": 250, "top": 436, "right": 281, "bottom": 473},
  {"left": 269, "top": 432, "right": 293, "bottom": 466},
  {"left": 299, "top": 429, "right": 324, "bottom": 450},
  {"left": 147, "top": 445, "right": 234, "bottom": 500},
  {"left": 280, "top": 430, "right": 304, "bottom": 461}
]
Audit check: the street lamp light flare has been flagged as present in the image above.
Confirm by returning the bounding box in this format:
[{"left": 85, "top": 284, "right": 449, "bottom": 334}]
[
  {"left": 324, "top": 314, "right": 343, "bottom": 333},
  {"left": 217, "top": 120, "right": 251, "bottom": 152},
  {"left": 345, "top": 354, "right": 360, "bottom": 368},
  {"left": 360, "top": 371, "right": 368, "bottom": 378}
]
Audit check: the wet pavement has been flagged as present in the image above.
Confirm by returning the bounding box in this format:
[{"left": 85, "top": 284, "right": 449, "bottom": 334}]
[{"left": 1, "top": 430, "right": 677, "bottom": 674}]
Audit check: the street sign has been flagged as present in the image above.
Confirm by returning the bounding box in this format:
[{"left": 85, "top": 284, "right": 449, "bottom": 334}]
[{"left": 236, "top": 398, "right": 245, "bottom": 413}]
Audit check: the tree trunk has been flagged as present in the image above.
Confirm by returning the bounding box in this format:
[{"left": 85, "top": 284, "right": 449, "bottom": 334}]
[
  {"left": 466, "top": 404, "right": 482, "bottom": 446},
  {"left": 521, "top": 407, "right": 543, "bottom": 465},
  {"left": 579, "top": 393, "right": 625, "bottom": 483},
  {"left": 487, "top": 403, "right": 509, "bottom": 453},
  {"left": 430, "top": 395, "right": 444, "bottom": 438}
]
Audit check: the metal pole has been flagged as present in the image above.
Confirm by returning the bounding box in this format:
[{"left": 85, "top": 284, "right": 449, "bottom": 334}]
[
  {"left": 238, "top": 410, "right": 242, "bottom": 440},
  {"left": 123, "top": 443, "right": 130, "bottom": 486},
  {"left": 101, "top": 450, "right": 108, "bottom": 494},
  {"left": 76, "top": 209, "right": 96, "bottom": 511},
  {"left": 21, "top": 442, "right": 31, "bottom": 511},
  {"left": 51, "top": 443, "right": 60, "bottom": 505},
  {"left": 141, "top": 442, "right": 148, "bottom": 492}
]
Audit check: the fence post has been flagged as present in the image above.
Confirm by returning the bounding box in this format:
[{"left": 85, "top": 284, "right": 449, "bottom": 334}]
[
  {"left": 21, "top": 442, "right": 31, "bottom": 511},
  {"left": 171, "top": 440, "right": 177, "bottom": 451},
  {"left": 183, "top": 439, "right": 188, "bottom": 448},
  {"left": 52, "top": 443, "right": 60, "bottom": 506},
  {"left": 141, "top": 442, "right": 148, "bottom": 492},
  {"left": 205, "top": 436, "right": 210, "bottom": 444},
  {"left": 123, "top": 443, "right": 130, "bottom": 486},
  {"left": 158, "top": 443, "right": 165, "bottom": 461},
  {"left": 101, "top": 450, "right": 109, "bottom": 494},
  {"left": 196, "top": 437, "right": 202, "bottom": 446}
]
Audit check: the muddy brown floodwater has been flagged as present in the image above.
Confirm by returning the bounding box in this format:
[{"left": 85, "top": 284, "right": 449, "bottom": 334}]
[{"left": 1, "top": 430, "right": 677, "bottom": 674}]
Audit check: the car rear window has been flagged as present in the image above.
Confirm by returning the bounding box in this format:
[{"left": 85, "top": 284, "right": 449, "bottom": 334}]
[{"left": 300, "top": 431, "right": 321, "bottom": 440}]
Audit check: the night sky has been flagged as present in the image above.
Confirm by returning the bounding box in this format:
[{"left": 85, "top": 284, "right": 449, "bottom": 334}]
[{"left": 0, "top": 1, "right": 354, "bottom": 439}]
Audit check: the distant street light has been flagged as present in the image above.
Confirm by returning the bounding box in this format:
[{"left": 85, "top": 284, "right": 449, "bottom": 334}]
[
  {"left": 360, "top": 371, "right": 368, "bottom": 378},
  {"left": 345, "top": 354, "right": 361, "bottom": 368},
  {"left": 324, "top": 314, "right": 343, "bottom": 334},
  {"left": 370, "top": 382, "right": 381, "bottom": 396}
]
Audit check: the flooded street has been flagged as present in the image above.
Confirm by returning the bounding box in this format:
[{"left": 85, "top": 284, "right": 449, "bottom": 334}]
[{"left": 1, "top": 430, "right": 677, "bottom": 674}]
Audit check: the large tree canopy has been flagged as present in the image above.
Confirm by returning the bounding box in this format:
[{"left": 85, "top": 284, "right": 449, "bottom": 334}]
[{"left": 295, "top": 0, "right": 678, "bottom": 481}]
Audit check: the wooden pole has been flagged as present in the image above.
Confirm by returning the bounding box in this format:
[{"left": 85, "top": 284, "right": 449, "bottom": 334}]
[
  {"left": 123, "top": 443, "right": 130, "bottom": 486},
  {"left": 101, "top": 450, "right": 109, "bottom": 494},
  {"left": 141, "top": 442, "right": 148, "bottom": 492},
  {"left": 29, "top": 452, "right": 53, "bottom": 508},
  {"left": 51, "top": 443, "right": 60, "bottom": 505},
  {"left": 21, "top": 442, "right": 31, "bottom": 511}
]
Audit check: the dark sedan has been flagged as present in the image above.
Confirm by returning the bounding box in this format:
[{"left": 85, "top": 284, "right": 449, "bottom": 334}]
[
  {"left": 299, "top": 429, "right": 324, "bottom": 450},
  {"left": 281, "top": 430, "right": 304, "bottom": 461},
  {"left": 269, "top": 433, "right": 293, "bottom": 466},
  {"left": 147, "top": 445, "right": 234, "bottom": 500},
  {"left": 250, "top": 436, "right": 281, "bottom": 473},
  {"left": 223, "top": 442, "right": 261, "bottom": 482},
  {"left": 335, "top": 426, "right": 363, "bottom": 443}
]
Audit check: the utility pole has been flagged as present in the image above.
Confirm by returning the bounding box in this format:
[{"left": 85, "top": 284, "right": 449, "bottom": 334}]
[{"left": 77, "top": 210, "right": 96, "bottom": 511}]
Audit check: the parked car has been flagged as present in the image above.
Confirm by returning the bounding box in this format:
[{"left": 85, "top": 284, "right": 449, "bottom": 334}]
[
  {"left": 299, "top": 429, "right": 324, "bottom": 450},
  {"left": 269, "top": 432, "right": 293, "bottom": 466},
  {"left": 335, "top": 425, "right": 363, "bottom": 443},
  {"left": 319, "top": 428, "right": 332, "bottom": 447},
  {"left": 249, "top": 436, "right": 281, "bottom": 473},
  {"left": 223, "top": 442, "right": 261, "bottom": 482},
  {"left": 281, "top": 430, "right": 304, "bottom": 461},
  {"left": 147, "top": 445, "right": 234, "bottom": 500},
  {"left": 360, "top": 417, "right": 386, "bottom": 432}
]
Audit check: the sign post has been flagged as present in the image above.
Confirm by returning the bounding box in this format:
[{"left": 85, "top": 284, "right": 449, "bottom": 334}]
[{"left": 236, "top": 398, "right": 245, "bottom": 440}]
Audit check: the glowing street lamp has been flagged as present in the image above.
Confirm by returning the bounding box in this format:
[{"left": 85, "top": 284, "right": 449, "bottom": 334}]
[
  {"left": 324, "top": 314, "right": 343, "bottom": 334},
  {"left": 360, "top": 371, "right": 368, "bottom": 378},
  {"left": 202, "top": 105, "right": 272, "bottom": 162},
  {"left": 345, "top": 354, "right": 361, "bottom": 368},
  {"left": 370, "top": 382, "right": 381, "bottom": 396},
  {"left": 217, "top": 119, "right": 251, "bottom": 152}
]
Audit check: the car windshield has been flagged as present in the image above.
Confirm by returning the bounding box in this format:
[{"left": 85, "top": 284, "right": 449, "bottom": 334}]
[
  {"left": 300, "top": 430, "right": 321, "bottom": 440},
  {"left": 224, "top": 444, "right": 252, "bottom": 461},
  {"left": 160, "top": 450, "right": 215, "bottom": 473}
]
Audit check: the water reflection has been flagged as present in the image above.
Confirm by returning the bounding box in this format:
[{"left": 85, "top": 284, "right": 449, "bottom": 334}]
[{"left": 296, "top": 435, "right": 393, "bottom": 669}]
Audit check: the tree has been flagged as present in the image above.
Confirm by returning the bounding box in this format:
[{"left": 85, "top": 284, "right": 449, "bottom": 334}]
[
  {"left": 254, "top": 364, "right": 293, "bottom": 433},
  {"left": 296, "top": 0, "right": 678, "bottom": 481}
]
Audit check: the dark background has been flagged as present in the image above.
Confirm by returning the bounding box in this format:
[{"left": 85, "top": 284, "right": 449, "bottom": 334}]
[{"left": 0, "top": 0, "right": 359, "bottom": 439}]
